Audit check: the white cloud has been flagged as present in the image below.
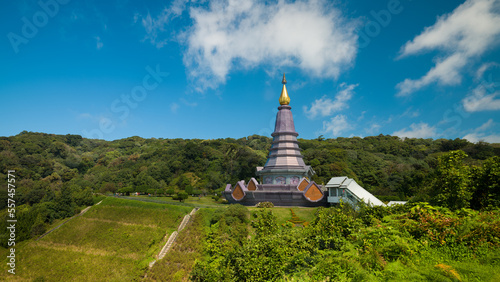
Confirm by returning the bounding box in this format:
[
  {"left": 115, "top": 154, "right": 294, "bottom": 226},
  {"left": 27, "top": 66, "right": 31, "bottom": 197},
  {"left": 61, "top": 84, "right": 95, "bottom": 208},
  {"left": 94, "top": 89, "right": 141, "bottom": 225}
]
[
  {"left": 78, "top": 113, "right": 93, "bottom": 120},
  {"left": 397, "top": 54, "right": 467, "bottom": 96},
  {"left": 477, "top": 118, "right": 495, "bottom": 131},
  {"left": 357, "top": 111, "right": 366, "bottom": 121},
  {"left": 400, "top": 107, "right": 420, "bottom": 118},
  {"left": 76, "top": 112, "right": 104, "bottom": 123},
  {"left": 303, "top": 83, "right": 357, "bottom": 119},
  {"left": 476, "top": 62, "right": 499, "bottom": 80},
  {"left": 180, "top": 98, "right": 198, "bottom": 107},
  {"left": 139, "top": 11, "right": 169, "bottom": 48},
  {"left": 396, "top": 0, "right": 500, "bottom": 96},
  {"left": 463, "top": 119, "right": 499, "bottom": 143},
  {"left": 170, "top": 102, "right": 179, "bottom": 113},
  {"left": 393, "top": 122, "right": 437, "bottom": 139},
  {"left": 463, "top": 133, "right": 500, "bottom": 143},
  {"left": 95, "top": 36, "right": 103, "bottom": 50},
  {"left": 170, "top": 0, "right": 189, "bottom": 16},
  {"left": 137, "top": 0, "right": 188, "bottom": 48},
  {"left": 462, "top": 84, "right": 500, "bottom": 112},
  {"left": 183, "top": 0, "right": 358, "bottom": 90},
  {"left": 365, "top": 123, "right": 381, "bottom": 135},
  {"left": 322, "top": 115, "right": 352, "bottom": 137}
]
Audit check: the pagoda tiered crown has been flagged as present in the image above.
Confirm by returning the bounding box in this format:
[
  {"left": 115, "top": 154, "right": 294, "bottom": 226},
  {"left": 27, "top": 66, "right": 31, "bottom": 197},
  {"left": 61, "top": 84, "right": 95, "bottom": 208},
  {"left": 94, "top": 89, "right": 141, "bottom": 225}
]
[{"left": 256, "top": 74, "right": 315, "bottom": 185}]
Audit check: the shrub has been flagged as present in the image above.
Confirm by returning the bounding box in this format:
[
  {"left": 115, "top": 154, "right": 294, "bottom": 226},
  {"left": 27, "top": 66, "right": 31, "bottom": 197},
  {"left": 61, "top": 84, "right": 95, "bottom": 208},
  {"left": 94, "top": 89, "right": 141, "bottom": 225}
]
[
  {"left": 251, "top": 209, "right": 279, "bottom": 236},
  {"left": 30, "top": 216, "right": 47, "bottom": 237},
  {"left": 256, "top": 201, "right": 274, "bottom": 208},
  {"left": 174, "top": 192, "right": 189, "bottom": 202},
  {"left": 211, "top": 204, "right": 249, "bottom": 226},
  {"left": 351, "top": 225, "right": 419, "bottom": 265},
  {"left": 306, "top": 204, "right": 362, "bottom": 250},
  {"left": 308, "top": 250, "right": 371, "bottom": 281}
]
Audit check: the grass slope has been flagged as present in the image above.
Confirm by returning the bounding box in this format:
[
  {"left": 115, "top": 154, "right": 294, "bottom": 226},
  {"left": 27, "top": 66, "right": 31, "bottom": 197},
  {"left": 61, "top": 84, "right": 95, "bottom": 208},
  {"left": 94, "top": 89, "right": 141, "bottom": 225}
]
[
  {"left": 119, "top": 195, "right": 224, "bottom": 208},
  {"left": 248, "top": 207, "right": 317, "bottom": 225},
  {"left": 0, "top": 197, "right": 192, "bottom": 281},
  {"left": 145, "top": 209, "right": 209, "bottom": 281}
]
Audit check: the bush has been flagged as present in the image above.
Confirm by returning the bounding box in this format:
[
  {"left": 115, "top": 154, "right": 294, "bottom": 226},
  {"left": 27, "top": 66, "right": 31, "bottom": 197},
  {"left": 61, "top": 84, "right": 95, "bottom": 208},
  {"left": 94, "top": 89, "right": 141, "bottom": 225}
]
[
  {"left": 256, "top": 201, "right": 274, "bottom": 208},
  {"left": 251, "top": 209, "right": 279, "bottom": 236},
  {"left": 31, "top": 221, "right": 46, "bottom": 237},
  {"left": 210, "top": 204, "right": 249, "bottom": 226},
  {"left": 308, "top": 250, "right": 371, "bottom": 281},
  {"left": 173, "top": 192, "right": 189, "bottom": 202},
  {"left": 306, "top": 204, "right": 362, "bottom": 250}
]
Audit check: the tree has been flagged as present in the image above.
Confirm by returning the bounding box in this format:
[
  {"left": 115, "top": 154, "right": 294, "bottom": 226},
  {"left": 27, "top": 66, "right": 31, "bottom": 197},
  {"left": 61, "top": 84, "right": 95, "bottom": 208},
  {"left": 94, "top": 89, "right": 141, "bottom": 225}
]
[
  {"left": 65, "top": 134, "right": 83, "bottom": 146},
  {"left": 49, "top": 141, "right": 68, "bottom": 158},
  {"left": 174, "top": 192, "right": 188, "bottom": 202},
  {"left": 100, "top": 182, "right": 117, "bottom": 194},
  {"left": 431, "top": 150, "right": 473, "bottom": 210},
  {"left": 56, "top": 185, "right": 75, "bottom": 218},
  {"left": 118, "top": 186, "right": 133, "bottom": 196},
  {"left": 185, "top": 185, "right": 194, "bottom": 195},
  {"left": 471, "top": 156, "right": 500, "bottom": 210}
]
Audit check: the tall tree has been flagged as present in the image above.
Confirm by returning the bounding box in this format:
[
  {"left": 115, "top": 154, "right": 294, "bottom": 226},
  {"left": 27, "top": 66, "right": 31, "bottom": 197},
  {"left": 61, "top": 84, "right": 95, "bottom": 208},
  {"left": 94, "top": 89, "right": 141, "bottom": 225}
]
[
  {"left": 431, "top": 150, "right": 473, "bottom": 210},
  {"left": 471, "top": 156, "right": 500, "bottom": 210}
]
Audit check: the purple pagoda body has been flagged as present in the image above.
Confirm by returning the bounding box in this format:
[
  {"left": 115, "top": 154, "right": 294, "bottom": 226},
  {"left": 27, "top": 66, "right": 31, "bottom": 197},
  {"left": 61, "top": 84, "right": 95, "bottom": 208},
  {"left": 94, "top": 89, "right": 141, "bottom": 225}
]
[
  {"left": 256, "top": 74, "right": 314, "bottom": 184},
  {"left": 223, "top": 74, "right": 327, "bottom": 206}
]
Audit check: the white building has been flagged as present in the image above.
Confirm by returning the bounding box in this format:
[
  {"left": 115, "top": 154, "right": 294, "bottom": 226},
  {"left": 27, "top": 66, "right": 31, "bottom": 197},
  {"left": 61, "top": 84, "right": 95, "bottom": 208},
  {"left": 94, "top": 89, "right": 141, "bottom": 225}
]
[{"left": 326, "top": 176, "right": 385, "bottom": 207}]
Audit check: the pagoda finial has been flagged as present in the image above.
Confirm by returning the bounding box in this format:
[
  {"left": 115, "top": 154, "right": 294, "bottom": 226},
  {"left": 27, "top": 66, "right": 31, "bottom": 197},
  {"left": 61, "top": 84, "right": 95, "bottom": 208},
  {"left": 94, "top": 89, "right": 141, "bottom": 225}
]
[{"left": 279, "top": 73, "right": 290, "bottom": 105}]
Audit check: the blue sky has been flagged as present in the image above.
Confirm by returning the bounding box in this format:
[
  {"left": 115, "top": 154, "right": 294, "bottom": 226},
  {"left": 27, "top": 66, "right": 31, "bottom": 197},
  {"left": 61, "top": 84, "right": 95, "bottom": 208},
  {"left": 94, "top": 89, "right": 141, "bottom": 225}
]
[{"left": 1, "top": 0, "right": 499, "bottom": 142}]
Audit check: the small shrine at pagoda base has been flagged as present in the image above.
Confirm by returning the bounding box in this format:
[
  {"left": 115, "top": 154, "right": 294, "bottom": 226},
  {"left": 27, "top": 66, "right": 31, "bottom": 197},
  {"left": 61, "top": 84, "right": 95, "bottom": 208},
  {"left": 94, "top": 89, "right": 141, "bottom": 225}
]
[{"left": 223, "top": 74, "right": 328, "bottom": 207}]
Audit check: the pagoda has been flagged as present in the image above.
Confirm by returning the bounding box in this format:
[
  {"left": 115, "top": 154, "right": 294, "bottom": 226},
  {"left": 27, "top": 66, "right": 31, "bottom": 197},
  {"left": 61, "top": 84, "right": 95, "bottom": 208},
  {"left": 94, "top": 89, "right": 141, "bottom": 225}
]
[{"left": 223, "top": 74, "right": 327, "bottom": 206}]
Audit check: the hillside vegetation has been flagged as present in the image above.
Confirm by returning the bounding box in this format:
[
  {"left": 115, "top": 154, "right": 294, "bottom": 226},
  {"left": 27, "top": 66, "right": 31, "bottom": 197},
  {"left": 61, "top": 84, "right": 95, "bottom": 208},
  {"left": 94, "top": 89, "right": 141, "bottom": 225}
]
[
  {"left": 0, "top": 131, "right": 499, "bottom": 246},
  {"left": 0, "top": 193, "right": 499, "bottom": 281},
  {"left": 145, "top": 208, "right": 210, "bottom": 281},
  {"left": 191, "top": 204, "right": 500, "bottom": 282},
  {"left": 0, "top": 197, "right": 192, "bottom": 281}
]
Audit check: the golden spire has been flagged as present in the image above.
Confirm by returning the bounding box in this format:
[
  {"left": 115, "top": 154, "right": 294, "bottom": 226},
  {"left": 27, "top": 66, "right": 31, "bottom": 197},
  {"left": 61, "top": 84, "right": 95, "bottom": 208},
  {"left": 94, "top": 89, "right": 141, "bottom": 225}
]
[{"left": 279, "top": 73, "right": 290, "bottom": 105}]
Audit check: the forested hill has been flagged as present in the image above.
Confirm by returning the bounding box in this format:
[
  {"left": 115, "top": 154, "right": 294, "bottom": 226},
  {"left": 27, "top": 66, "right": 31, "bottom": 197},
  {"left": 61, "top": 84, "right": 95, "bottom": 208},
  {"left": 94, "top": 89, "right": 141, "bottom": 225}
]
[
  {"left": 1, "top": 131, "right": 499, "bottom": 245},
  {"left": 1, "top": 131, "right": 499, "bottom": 204}
]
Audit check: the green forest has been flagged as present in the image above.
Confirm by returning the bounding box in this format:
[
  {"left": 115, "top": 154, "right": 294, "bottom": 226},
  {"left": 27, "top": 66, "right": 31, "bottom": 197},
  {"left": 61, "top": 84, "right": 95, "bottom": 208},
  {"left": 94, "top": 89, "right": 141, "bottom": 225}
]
[{"left": 0, "top": 131, "right": 499, "bottom": 247}]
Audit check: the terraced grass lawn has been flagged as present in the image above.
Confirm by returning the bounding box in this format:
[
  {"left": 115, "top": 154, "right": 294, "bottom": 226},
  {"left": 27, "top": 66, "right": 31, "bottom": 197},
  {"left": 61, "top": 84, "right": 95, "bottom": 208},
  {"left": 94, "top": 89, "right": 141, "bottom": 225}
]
[
  {"left": 248, "top": 206, "right": 318, "bottom": 225},
  {"left": 121, "top": 195, "right": 224, "bottom": 208},
  {"left": 0, "top": 197, "right": 192, "bottom": 281}
]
